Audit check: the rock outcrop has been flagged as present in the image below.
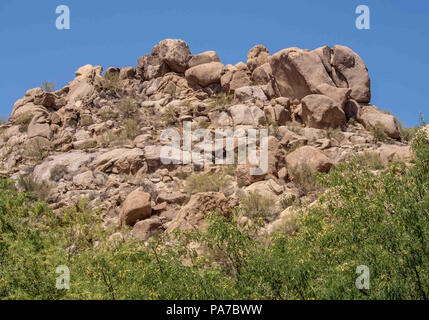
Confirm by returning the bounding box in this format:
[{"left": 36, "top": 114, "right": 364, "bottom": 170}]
[{"left": 2, "top": 38, "right": 411, "bottom": 244}]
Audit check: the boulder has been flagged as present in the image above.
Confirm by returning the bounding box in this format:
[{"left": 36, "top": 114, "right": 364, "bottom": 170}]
[
  {"left": 131, "top": 217, "right": 163, "bottom": 240},
  {"left": 270, "top": 47, "right": 335, "bottom": 100},
  {"left": 73, "top": 171, "right": 94, "bottom": 188},
  {"left": 234, "top": 86, "right": 267, "bottom": 103},
  {"left": 247, "top": 45, "right": 270, "bottom": 72},
  {"left": 151, "top": 39, "right": 191, "bottom": 73},
  {"left": 286, "top": 146, "right": 333, "bottom": 174},
  {"left": 236, "top": 164, "right": 266, "bottom": 187},
  {"left": 27, "top": 111, "right": 52, "bottom": 140},
  {"left": 315, "top": 84, "right": 351, "bottom": 107},
  {"left": 252, "top": 63, "right": 273, "bottom": 85},
  {"left": 357, "top": 105, "right": 400, "bottom": 139},
  {"left": 301, "top": 94, "right": 346, "bottom": 129},
  {"left": 137, "top": 54, "right": 169, "bottom": 80},
  {"left": 332, "top": 45, "right": 371, "bottom": 103},
  {"left": 121, "top": 190, "right": 152, "bottom": 226},
  {"left": 378, "top": 145, "right": 411, "bottom": 163},
  {"left": 229, "top": 104, "right": 254, "bottom": 126},
  {"left": 33, "top": 152, "right": 97, "bottom": 182},
  {"left": 119, "top": 67, "right": 136, "bottom": 79},
  {"left": 33, "top": 92, "right": 57, "bottom": 108},
  {"left": 93, "top": 148, "right": 145, "bottom": 174},
  {"left": 185, "top": 62, "right": 224, "bottom": 87},
  {"left": 188, "top": 51, "right": 220, "bottom": 68},
  {"left": 221, "top": 63, "right": 252, "bottom": 92},
  {"left": 312, "top": 45, "right": 332, "bottom": 73},
  {"left": 166, "top": 192, "right": 235, "bottom": 232}
]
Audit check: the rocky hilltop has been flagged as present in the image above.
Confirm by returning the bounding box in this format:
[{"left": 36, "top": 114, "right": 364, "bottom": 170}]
[{"left": 1, "top": 39, "right": 412, "bottom": 240}]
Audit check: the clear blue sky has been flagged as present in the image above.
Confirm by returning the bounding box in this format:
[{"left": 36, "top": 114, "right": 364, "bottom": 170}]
[{"left": 1, "top": 0, "right": 428, "bottom": 126}]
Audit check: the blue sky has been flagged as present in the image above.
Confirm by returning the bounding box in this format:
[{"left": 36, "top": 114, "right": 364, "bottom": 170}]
[{"left": 0, "top": 0, "right": 428, "bottom": 126}]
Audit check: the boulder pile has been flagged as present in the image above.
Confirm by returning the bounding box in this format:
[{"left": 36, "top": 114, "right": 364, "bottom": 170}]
[{"left": 1, "top": 39, "right": 410, "bottom": 241}]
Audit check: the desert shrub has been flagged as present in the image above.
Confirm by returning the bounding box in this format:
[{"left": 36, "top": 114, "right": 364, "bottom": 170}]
[
  {"left": 1, "top": 124, "right": 428, "bottom": 300},
  {"left": 240, "top": 192, "right": 275, "bottom": 219},
  {"left": 99, "top": 131, "right": 120, "bottom": 147},
  {"left": 185, "top": 171, "right": 231, "bottom": 194},
  {"left": 17, "top": 174, "right": 52, "bottom": 201},
  {"left": 25, "top": 137, "right": 51, "bottom": 162},
  {"left": 199, "top": 120, "right": 210, "bottom": 129},
  {"left": 325, "top": 127, "right": 343, "bottom": 141},
  {"left": 353, "top": 151, "right": 385, "bottom": 170},
  {"left": 370, "top": 122, "right": 388, "bottom": 142},
  {"left": 398, "top": 122, "right": 419, "bottom": 142},
  {"left": 118, "top": 98, "right": 138, "bottom": 119},
  {"left": 163, "top": 82, "right": 177, "bottom": 97},
  {"left": 161, "top": 105, "right": 177, "bottom": 125},
  {"left": 99, "top": 108, "right": 118, "bottom": 122},
  {"left": 280, "top": 194, "right": 297, "bottom": 209},
  {"left": 50, "top": 164, "right": 68, "bottom": 182},
  {"left": 41, "top": 81, "right": 56, "bottom": 92},
  {"left": 288, "top": 123, "right": 303, "bottom": 135},
  {"left": 288, "top": 163, "right": 321, "bottom": 196},
  {"left": 120, "top": 118, "right": 140, "bottom": 141},
  {"left": 99, "top": 72, "right": 121, "bottom": 94},
  {"left": 209, "top": 92, "right": 234, "bottom": 111}
]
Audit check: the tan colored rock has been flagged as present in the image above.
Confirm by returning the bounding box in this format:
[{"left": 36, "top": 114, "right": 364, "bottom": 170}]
[
  {"left": 73, "top": 170, "right": 94, "bottom": 188},
  {"left": 185, "top": 62, "right": 224, "bottom": 87},
  {"left": 221, "top": 64, "right": 252, "bottom": 92},
  {"left": 312, "top": 45, "right": 332, "bottom": 73},
  {"left": 378, "top": 145, "right": 411, "bottom": 163},
  {"left": 301, "top": 94, "right": 346, "bottom": 129},
  {"left": 151, "top": 39, "right": 191, "bottom": 73},
  {"left": 33, "top": 92, "right": 57, "bottom": 108},
  {"left": 119, "top": 67, "right": 136, "bottom": 80},
  {"left": 286, "top": 146, "right": 333, "bottom": 174},
  {"left": 121, "top": 190, "right": 152, "bottom": 226},
  {"left": 357, "top": 105, "right": 400, "bottom": 139},
  {"left": 247, "top": 45, "right": 270, "bottom": 72},
  {"left": 27, "top": 111, "right": 52, "bottom": 140},
  {"left": 166, "top": 192, "right": 235, "bottom": 232},
  {"left": 236, "top": 164, "right": 266, "bottom": 187},
  {"left": 157, "top": 192, "right": 188, "bottom": 205},
  {"left": 270, "top": 47, "right": 335, "bottom": 100},
  {"left": 137, "top": 54, "right": 169, "bottom": 80},
  {"left": 252, "top": 63, "right": 273, "bottom": 85},
  {"left": 234, "top": 86, "right": 267, "bottom": 103},
  {"left": 131, "top": 217, "right": 163, "bottom": 240},
  {"left": 274, "top": 105, "right": 292, "bottom": 125},
  {"left": 188, "top": 51, "right": 220, "bottom": 68},
  {"left": 332, "top": 45, "right": 371, "bottom": 103},
  {"left": 229, "top": 104, "right": 254, "bottom": 126},
  {"left": 33, "top": 151, "right": 97, "bottom": 182},
  {"left": 93, "top": 148, "right": 145, "bottom": 174},
  {"left": 315, "top": 84, "right": 351, "bottom": 107}
]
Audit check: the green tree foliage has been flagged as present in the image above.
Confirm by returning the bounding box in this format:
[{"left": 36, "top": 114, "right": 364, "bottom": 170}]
[{"left": 0, "top": 129, "right": 428, "bottom": 300}]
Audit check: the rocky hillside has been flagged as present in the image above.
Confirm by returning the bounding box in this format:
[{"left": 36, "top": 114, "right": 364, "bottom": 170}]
[{"left": 1, "top": 39, "right": 412, "bottom": 240}]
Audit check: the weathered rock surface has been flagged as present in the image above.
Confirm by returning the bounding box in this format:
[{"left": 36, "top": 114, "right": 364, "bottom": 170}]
[
  {"left": 357, "top": 105, "right": 400, "bottom": 139},
  {"left": 121, "top": 190, "right": 152, "bottom": 226},
  {"left": 286, "top": 146, "right": 333, "bottom": 174},
  {"left": 301, "top": 94, "right": 346, "bottom": 129}
]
